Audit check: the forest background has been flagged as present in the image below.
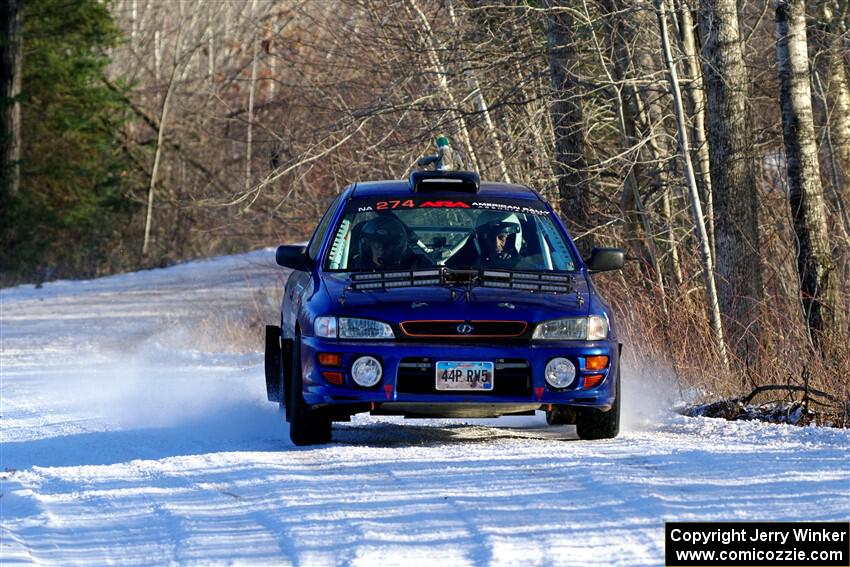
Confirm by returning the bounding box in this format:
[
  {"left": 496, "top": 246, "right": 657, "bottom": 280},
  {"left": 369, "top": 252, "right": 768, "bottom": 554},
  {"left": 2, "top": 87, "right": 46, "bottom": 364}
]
[{"left": 1, "top": 0, "right": 848, "bottom": 412}]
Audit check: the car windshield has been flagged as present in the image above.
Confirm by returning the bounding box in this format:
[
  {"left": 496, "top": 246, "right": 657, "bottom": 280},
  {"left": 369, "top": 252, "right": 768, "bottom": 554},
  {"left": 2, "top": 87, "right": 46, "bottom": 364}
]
[{"left": 324, "top": 196, "right": 577, "bottom": 273}]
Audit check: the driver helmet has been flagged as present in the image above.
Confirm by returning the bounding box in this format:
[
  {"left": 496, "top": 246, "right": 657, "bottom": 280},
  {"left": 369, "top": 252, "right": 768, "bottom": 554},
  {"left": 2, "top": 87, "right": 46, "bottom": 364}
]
[
  {"left": 359, "top": 216, "right": 409, "bottom": 264},
  {"left": 476, "top": 212, "right": 521, "bottom": 255}
]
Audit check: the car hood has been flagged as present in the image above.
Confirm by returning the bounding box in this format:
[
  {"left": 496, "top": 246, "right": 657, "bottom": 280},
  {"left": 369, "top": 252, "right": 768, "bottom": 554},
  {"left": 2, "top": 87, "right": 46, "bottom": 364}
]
[{"left": 320, "top": 273, "right": 590, "bottom": 324}]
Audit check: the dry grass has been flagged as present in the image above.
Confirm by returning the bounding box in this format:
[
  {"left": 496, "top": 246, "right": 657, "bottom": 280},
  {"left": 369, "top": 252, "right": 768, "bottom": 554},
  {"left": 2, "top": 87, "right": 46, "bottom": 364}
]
[
  {"left": 603, "top": 263, "right": 848, "bottom": 427},
  {"left": 201, "top": 288, "right": 280, "bottom": 353}
]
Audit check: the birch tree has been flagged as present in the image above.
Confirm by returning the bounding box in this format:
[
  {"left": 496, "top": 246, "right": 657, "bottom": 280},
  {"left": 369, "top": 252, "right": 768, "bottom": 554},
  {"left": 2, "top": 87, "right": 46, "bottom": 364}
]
[
  {"left": 673, "top": 0, "right": 714, "bottom": 257},
  {"left": 657, "top": 0, "right": 729, "bottom": 368},
  {"left": 810, "top": 0, "right": 850, "bottom": 349},
  {"left": 141, "top": 6, "right": 202, "bottom": 256},
  {"left": 698, "top": 0, "right": 763, "bottom": 363},
  {"left": 776, "top": 0, "right": 838, "bottom": 350}
]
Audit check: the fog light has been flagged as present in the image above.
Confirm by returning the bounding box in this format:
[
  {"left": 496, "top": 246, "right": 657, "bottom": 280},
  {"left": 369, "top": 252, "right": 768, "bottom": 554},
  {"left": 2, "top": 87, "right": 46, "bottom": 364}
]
[
  {"left": 545, "top": 357, "right": 576, "bottom": 389},
  {"left": 351, "top": 356, "right": 382, "bottom": 387},
  {"left": 583, "top": 373, "right": 604, "bottom": 389}
]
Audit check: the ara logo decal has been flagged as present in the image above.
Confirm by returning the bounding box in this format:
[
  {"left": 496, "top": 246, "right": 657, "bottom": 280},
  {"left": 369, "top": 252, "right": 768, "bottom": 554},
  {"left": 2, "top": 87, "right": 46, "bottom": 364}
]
[{"left": 419, "top": 201, "right": 470, "bottom": 208}]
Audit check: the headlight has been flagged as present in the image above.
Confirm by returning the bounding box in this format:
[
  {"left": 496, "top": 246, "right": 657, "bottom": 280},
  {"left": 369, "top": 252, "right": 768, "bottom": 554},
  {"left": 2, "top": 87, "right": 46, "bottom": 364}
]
[
  {"left": 532, "top": 316, "right": 608, "bottom": 340},
  {"left": 314, "top": 317, "right": 394, "bottom": 339},
  {"left": 340, "top": 317, "right": 394, "bottom": 339}
]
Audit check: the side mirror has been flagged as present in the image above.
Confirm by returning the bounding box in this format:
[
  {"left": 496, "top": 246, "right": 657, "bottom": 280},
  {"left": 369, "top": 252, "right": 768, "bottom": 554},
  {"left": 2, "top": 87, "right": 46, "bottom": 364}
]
[
  {"left": 586, "top": 247, "right": 624, "bottom": 272},
  {"left": 276, "top": 245, "right": 313, "bottom": 272}
]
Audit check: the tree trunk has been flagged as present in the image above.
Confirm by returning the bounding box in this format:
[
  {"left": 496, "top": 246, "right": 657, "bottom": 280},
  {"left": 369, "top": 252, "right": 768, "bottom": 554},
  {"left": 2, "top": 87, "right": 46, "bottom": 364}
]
[
  {"left": 598, "top": 0, "right": 668, "bottom": 307},
  {"left": 1, "top": 0, "right": 22, "bottom": 200},
  {"left": 630, "top": 75, "right": 685, "bottom": 287},
  {"left": 142, "top": 14, "right": 195, "bottom": 257},
  {"left": 545, "top": 2, "right": 593, "bottom": 254},
  {"left": 141, "top": 78, "right": 177, "bottom": 257},
  {"left": 818, "top": 0, "right": 850, "bottom": 230},
  {"left": 246, "top": 7, "right": 258, "bottom": 199},
  {"left": 810, "top": 0, "right": 850, "bottom": 349},
  {"left": 698, "top": 0, "right": 763, "bottom": 365},
  {"left": 674, "top": 0, "right": 714, "bottom": 259},
  {"left": 657, "top": 0, "right": 730, "bottom": 369},
  {"left": 776, "top": 0, "right": 839, "bottom": 351}
]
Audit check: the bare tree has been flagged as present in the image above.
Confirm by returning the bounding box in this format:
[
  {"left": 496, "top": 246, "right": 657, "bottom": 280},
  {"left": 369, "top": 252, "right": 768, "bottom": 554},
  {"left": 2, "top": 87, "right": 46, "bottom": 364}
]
[
  {"left": 545, "top": 2, "right": 594, "bottom": 254},
  {"left": 657, "top": 0, "right": 729, "bottom": 368},
  {"left": 673, "top": 0, "right": 714, "bottom": 258},
  {"left": 141, "top": 6, "right": 202, "bottom": 256},
  {"left": 698, "top": 0, "right": 763, "bottom": 364},
  {"left": 445, "top": 0, "right": 510, "bottom": 182},
  {"left": 810, "top": 0, "right": 850, "bottom": 349},
  {"left": 776, "top": 0, "right": 838, "bottom": 350},
  {"left": 407, "top": 0, "right": 480, "bottom": 172},
  {"left": 597, "top": 0, "right": 668, "bottom": 306}
]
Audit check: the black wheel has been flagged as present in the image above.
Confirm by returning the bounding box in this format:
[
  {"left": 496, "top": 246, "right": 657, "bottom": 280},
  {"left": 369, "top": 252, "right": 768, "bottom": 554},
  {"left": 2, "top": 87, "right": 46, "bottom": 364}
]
[
  {"left": 288, "top": 332, "right": 332, "bottom": 446},
  {"left": 545, "top": 405, "right": 574, "bottom": 425},
  {"left": 575, "top": 368, "right": 620, "bottom": 440},
  {"left": 265, "top": 326, "right": 281, "bottom": 402}
]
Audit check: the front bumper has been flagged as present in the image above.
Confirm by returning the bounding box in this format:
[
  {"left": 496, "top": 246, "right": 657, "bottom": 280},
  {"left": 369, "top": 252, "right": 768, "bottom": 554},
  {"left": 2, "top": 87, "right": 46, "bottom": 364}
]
[{"left": 299, "top": 337, "right": 619, "bottom": 411}]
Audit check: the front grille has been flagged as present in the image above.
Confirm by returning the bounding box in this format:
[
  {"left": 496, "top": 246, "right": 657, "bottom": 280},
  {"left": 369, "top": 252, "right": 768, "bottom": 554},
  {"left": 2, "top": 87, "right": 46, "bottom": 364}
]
[
  {"left": 396, "top": 357, "right": 532, "bottom": 396},
  {"left": 400, "top": 320, "right": 527, "bottom": 338}
]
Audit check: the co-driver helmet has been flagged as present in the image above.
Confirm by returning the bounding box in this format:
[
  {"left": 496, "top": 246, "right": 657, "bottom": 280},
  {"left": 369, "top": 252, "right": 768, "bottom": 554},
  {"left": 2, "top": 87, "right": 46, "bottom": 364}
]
[{"left": 359, "top": 216, "right": 409, "bottom": 264}]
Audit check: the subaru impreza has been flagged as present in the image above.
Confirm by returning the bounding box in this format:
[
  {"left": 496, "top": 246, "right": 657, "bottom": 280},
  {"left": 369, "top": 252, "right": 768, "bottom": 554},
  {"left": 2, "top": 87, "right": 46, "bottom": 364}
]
[{"left": 266, "top": 171, "right": 624, "bottom": 445}]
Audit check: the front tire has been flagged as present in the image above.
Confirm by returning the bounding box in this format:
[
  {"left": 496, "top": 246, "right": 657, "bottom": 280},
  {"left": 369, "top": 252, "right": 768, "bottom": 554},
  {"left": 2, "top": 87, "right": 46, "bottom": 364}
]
[
  {"left": 288, "top": 332, "right": 332, "bottom": 446},
  {"left": 575, "top": 368, "right": 620, "bottom": 440}
]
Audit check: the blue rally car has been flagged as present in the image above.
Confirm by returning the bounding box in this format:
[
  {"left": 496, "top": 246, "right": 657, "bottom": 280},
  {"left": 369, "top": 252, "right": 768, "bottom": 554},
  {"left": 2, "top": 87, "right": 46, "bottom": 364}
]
[{"left": 265, "top": 170, "right": 624, "bottom": 445}]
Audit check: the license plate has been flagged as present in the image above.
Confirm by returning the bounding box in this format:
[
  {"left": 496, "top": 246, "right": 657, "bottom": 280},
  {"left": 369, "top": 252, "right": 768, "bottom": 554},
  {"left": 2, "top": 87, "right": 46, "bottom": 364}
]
[{"left": 435, "top": 361, "right": 494, "bottom": 391}]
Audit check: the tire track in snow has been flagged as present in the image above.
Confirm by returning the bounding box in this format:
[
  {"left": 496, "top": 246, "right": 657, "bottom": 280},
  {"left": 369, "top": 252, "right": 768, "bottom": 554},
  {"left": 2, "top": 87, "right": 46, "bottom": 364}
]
[{"left": 2, "top": 249, "right": 848, "bottom": 566}]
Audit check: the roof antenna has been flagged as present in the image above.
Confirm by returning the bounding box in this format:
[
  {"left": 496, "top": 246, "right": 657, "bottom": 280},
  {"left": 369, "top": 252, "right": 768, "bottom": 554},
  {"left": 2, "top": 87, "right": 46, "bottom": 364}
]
[{"left": 416, "top": 135, "right": 464, "bottom": 171}]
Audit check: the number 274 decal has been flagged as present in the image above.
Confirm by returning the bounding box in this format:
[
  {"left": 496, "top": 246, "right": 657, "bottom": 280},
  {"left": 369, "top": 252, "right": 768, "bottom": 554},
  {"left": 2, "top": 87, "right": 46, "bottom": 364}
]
[{"left": 375, "top": 200, "right": 470, "bottom": 209}]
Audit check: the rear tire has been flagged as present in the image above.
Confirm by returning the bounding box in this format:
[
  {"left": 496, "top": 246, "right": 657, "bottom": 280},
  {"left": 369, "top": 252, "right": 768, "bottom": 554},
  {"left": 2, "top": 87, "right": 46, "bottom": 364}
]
[
  {"left": 288, "top": 332, "right": 332, "bottom": 446},
  {"left": 575, "top": 368, "right": 620, "bottom": 440}
]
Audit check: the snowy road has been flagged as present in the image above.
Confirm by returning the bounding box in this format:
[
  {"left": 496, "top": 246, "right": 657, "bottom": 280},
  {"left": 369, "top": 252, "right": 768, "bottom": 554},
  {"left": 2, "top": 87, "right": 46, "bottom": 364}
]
[{"left": 2, "top": 250, "right": 848, "bottom": 566}]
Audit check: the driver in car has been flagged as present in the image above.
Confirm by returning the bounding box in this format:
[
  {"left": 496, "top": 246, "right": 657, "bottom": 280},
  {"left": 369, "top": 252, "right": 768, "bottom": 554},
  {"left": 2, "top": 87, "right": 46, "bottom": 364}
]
[
  {"left": 447, "top": 213, "right": 522, "bottom": 270},
  {"left": 483, "top": 220, "right": 521, "bottom": 268},
  {"left": 350, "top": 216, "right": 432, "bottom": 270}
]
